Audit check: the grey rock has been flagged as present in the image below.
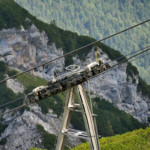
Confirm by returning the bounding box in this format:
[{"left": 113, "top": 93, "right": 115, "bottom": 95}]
[
  {"left": 6, "top": 78, "right": 25, "bottom": 94},
  {"left": 74, "top": 49, "right": 149, "bottom": 123},
  {"left": 0, "top": 25, "right": 149, "bottom": 150},
  {"left": 0, "top": 105, "right": 81, "bottom": 150}
]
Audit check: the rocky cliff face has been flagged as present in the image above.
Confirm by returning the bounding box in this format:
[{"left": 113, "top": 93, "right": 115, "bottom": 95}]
[
  {"left": 0, "top": 24, "right": 149, "bottom": 149},
  {"left": 74, "top": 49, "right": 150, "bottom": 123},
  {"left": 0, "top": 24, "right": 81, "bottom": 149},
  {"left": 0, "top": 24, "right": 64, "bottom": 81},
  {"left": 0, "top": 105, "right": 80, "bottom": 150}
]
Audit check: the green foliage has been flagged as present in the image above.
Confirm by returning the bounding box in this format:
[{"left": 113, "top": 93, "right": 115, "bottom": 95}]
[
  {"left": 137, "top": 77, "right": 150, "bottom": 98},
  {"left": 30, "top": 148, "right": 47, "bottom": 150},
  {"left": 30, "top": 148, "right": 46, "bottom": 150},
  {"left": 96, "top": 43, "right": 126, "bottom": 62},
  {"left": 71, "top": 112, "right": 85, "bottom": 131},
  {"left": 0, "top": 62, "right": 24, "bottom": 111},
  {"left": 71, "top": 98, "right": 147, "bottom": 137},
  {"left": 0, "top": 61, "right": 8, "bottom": 73},
  {"left": 126, "top": 62, "right": 139, "bottom": 78},
  {"left": 0, "top": 138, "right": 7, "bottom": 145},
  {"left": 17, "top": 72, "right": 47, "bottom": 93},
  {"left": 0, "top": 0, "right": 32, "bottom": 30},
  {"left": 94, "top": 98, "right": 147, "bottom": 136},
  {"left": 37, "top": 93, "right": 64, "bottom": 117},
  {"left": 0, "top": 123, "right": 8, "bottom": 136},
  {"left": 14, "top": 0, "right": 150, "bottom": 83},
  {"left": 36, "top": 124, "right": 56, "bottom": 150},
  {"left": 7, "top": 69, "right": 18, "bottom": 77},
  {"left": 72, "top": 127, "right": 150, "bottom": 150}
]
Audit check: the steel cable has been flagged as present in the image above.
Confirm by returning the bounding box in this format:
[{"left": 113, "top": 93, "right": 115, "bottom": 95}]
[{"left": 0, "top": 19, "right": 149, "bottom": 84}]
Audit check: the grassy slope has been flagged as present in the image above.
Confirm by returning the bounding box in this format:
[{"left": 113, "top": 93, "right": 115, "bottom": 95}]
[
  {"left": 72, "top": 127, "right": 150, "bottom": 150},
  {"left": 30, "top": 127, "right": 150, "bottom": 150}
]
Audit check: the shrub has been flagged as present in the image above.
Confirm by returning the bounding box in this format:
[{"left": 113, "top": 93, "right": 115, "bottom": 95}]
[{"left": 36, "top": 124, "right": 56, "bottom": 150}]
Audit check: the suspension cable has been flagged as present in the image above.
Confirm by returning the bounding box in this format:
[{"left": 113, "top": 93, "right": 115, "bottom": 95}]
[
  {"left": 0, "top": 46, "right": 149, "bottom": 109},
  {"left": 0, "top": 47, "right": 149, "bottom": 117},
  {"left": 0, "top": 104, "right": 26, "bottom": 117},
  {"left": 130, "top": 51, "right": 150, "bottom": 63},
  {"left": 92, "top": 48, "right": 150, "bottom": 79},
  {"left": 0, "top": 19, "right": 149, "bottom": 84},
  {"left": 0, "top": 96, "right": 25, "bottom": 108}
]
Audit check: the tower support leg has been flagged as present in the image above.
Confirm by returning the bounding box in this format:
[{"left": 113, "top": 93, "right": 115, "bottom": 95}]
[{"left": 55, "top": 84, "right": 100, "bottom": 150}]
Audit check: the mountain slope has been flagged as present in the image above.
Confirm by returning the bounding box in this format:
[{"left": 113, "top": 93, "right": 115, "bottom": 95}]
[
  {"left": 0, "top": 0, "right": 150, "bottom": 149},
  {"left": 72, "top": 127, "right": 150, "bottom": 150},
  {"left": 14, "top": 0, "right": 150, "bottom": 83},
  {"left": 0, "top": 61, "right": 147, "bottom": 134},
  {"left": 0, "top": 0, "right": 149, "bottom": 127},
  {"left": 0, "top": 61, "right": 148, "bottom": 149},
  {"left": 0, "top": 0, "right": 125, "bottom": 66}
]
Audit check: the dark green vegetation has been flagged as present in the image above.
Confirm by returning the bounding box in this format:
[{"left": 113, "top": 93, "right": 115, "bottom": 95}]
[
  {"left": 126, "top": 62, "right": 139, "bottom": 78},
  {"left": 0, "top": 62, "right": 27, "bottom": 143},
  {"left": 36, "top": 124, "right": 56, "bottom": 150},
  {"left": 31, "top": 124, "right": 69, "bottom": 150},
  {"left": 72, "top": 127, "right": 150, "bottom": 150},
  {"left": 126, "top": 62, "right": 139, "bottom": 84},
  {"left": 14, "top": 0, "right": 150, "bottom": 83},
  {"left": 30, "top": 148, "right": 46, "bottom": 150},
  {"left": 138, "top": 77, "right": 150, "bottom": 98},
  {"left": 0, "top": 123, "right": 8, "bottom": 136},
  {"left": 0, "top": 138, "right": 7, "bottom": 145},
  {"left": 72, "top": 98, "right": 147, "bottom": 137},
  {"left": 0, "top": 61, "right": 24, "bottom": 110},
  {"left": 0, "top": 121, "right": 8, "bottom": 145},
  {"left": 126, "top": 62, "right": 150, "bottom": 99}
]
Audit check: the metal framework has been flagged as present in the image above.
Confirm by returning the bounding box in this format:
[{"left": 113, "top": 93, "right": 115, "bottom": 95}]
[
  {"left": 24, "top": 61, "right": 111, "bottom": 150},
  {"left": 55, "top": 84, "right": 100, "bottom": 150}
]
